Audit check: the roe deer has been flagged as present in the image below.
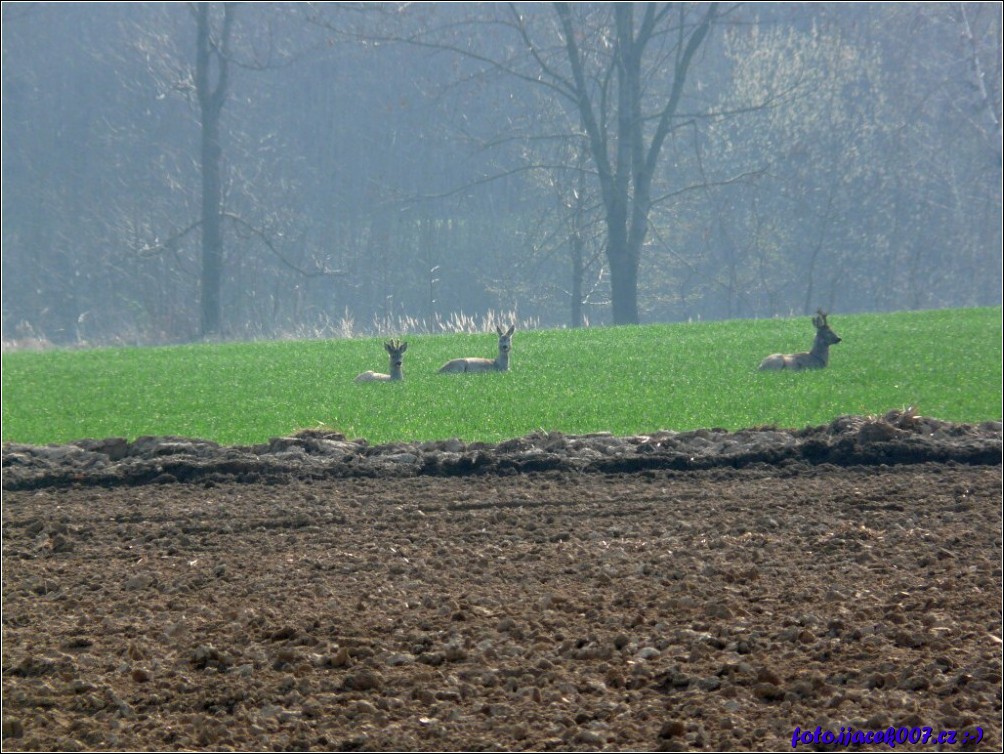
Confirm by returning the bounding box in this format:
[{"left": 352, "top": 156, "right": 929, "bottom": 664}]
[
  {"left": 439, "top": 324, "right": 515, "bottom": 373},
  {"left": 355, "top": 339, "right": 408, "bottom": 382},
  {"left": 758, "top": 310, "right": 841, "bottom": 371}
]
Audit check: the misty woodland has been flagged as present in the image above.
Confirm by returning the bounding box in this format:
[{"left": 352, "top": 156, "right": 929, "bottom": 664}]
[{"left": 2, "top": 3, "right": 1000, "bottom": 346}]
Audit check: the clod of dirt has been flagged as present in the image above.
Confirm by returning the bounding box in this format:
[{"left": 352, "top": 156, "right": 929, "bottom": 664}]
[{"left": 3, "top": 411, "right": 1000, "bottom": 491}]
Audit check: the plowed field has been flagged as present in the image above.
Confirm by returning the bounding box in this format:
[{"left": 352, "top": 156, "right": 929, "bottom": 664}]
[{"left": 3, "top": 417, "right": 1001, "bottom": 751}]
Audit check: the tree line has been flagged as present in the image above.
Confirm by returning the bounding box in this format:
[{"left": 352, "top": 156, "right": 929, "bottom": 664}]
[{"left": 1, "top": 2, "right": 1000, "bottom": 346}]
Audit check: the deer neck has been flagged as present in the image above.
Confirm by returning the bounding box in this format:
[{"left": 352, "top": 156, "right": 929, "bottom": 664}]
[
  {"left": 809, "top": 336, "right": 830, "bottom": 367},
  {"left": 389, "top": 363, "right": 403, "bottom": 380},
  {"left": 495, "top": 348, "right": 510, "bottom": 371}
]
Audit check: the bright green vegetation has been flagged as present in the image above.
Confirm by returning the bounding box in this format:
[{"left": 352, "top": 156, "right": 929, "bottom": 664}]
[{"left": 2, "top": 308, "right": 1000, "bottom": 446}]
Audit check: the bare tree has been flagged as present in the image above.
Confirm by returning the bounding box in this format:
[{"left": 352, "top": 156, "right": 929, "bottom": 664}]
[
  {"left": 321, "top": 2, "right": 723, "bottom": 326},
  {"left": 552, "top": 2, "right": 720, "bottom": 324},
  {"left": 135, "top": 2, "right": 331, "bottom": 339}
]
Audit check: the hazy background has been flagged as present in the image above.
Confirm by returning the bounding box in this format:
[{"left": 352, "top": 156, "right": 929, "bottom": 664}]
[{"left": 2, "top": 2, "right": 1000, "bottom": 346}]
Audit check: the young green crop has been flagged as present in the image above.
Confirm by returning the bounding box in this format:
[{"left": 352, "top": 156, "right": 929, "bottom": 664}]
[{"left": 2, "top": 308, "right": 1000, "bottom": 446}]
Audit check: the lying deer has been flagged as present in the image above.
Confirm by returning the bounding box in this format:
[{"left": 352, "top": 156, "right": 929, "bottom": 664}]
[
  {"left": 355, "top": 339, "right": 408, "bottom": 382},
  {"left": 758, "top": 310, "right": 841, "bottom": 371},
  {"left": 439, "top": 324, "right": 515, "bottom": 373}
]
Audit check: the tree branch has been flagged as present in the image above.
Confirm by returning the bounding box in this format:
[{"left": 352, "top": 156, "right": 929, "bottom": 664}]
[
  {"left": 221, "top": 212, "right": 339, "bottom": 278},
  {"left": 138, "top": 215, "right": 341, "bottom": 279},
  {"left": 645, "top": 3, "right": 719, "bottom": 180},
  {"left": 649, "top": 168, "right": 767, "bottom": 207}
]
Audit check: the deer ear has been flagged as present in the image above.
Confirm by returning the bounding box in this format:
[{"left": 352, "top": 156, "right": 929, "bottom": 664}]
[
  {"left": 506, "top": 324, "right": 515, "bottom": 336},
  {"left": 400, "top": 342, "right": 407, "bottom": 352}
]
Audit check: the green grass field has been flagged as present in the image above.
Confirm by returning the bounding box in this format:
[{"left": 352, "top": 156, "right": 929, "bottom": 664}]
[{"left": 2, "top": 308, "right": 1000, "bottom": 446}]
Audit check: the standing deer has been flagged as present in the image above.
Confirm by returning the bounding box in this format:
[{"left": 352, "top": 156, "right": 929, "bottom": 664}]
[
  {"left": 355, "top": 339, "right": 408, "bottom": 382},
  {"left": 758, "top": 310, "right": 842, "bottom": 371},
  {"left": 439, "top": 324, "right": 515, "bottom": 373}
]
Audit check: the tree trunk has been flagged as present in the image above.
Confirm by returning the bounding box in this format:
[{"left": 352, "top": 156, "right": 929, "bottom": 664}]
[
  {"left": 200, "top": 116, "right": 224, "bottom": 337},
  {"left": 195, "top": 2, "right": 231, "bottom": 339},
  {"left": 604, "top": 178, "right": 642, "bottom": 325},
  {"left": 570, "top": 230, "right": 584, "bottom": 328},
  {"left": 608, "top": 245, "right": 640, "bottom": 326}
]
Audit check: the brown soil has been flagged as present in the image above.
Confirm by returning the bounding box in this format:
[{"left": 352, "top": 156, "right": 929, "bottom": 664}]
[{"left": 2, "top": 418, "right": 1002, "bottom": 751}]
